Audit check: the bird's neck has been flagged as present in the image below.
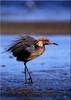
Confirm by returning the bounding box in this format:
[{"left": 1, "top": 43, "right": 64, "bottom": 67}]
[
  {"left": 35, "top": 44, "right": 45, "bottom": 48},
  {"left": 35, "top": 45, "right": 45, "bottom": 56},
  {"left": 36, "top": 41, "right": 44, "bottom": 47},
  {"left": 35, "top": 45, "right": 45, "bottom": 52}
]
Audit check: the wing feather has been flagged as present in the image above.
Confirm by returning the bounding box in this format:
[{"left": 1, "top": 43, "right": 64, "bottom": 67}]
[{"left": 7, "top": 35, "right": 36, "bottom": 55}]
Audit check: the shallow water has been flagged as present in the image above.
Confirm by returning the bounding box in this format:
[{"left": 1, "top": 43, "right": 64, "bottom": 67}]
[{"left": 0, "top": 35, "right": 71, "bottom": 99}]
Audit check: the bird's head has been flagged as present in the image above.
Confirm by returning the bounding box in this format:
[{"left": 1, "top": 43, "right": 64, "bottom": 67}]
[{"left": 36, "top": 38, "right": 58, "bottom": 47}]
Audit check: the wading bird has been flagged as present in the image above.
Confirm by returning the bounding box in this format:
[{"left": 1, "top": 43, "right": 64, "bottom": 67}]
[{"left": 7, "top": 35, "right": 58, "bottom": 83}]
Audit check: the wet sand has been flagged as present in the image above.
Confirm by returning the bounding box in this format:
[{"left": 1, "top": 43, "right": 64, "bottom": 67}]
[
  {"left": 0, "top": 22, "right": 71, "bottom": 35},
  {"left": 0, "top": 70, "right": 71, "bottom": 99}
]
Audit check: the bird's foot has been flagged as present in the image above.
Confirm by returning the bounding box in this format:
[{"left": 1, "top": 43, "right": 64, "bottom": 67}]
[
  {"left": 28, "top": 77, "right": 33, "bottom": 83},
  {"left": 24, "top": 81, "right": 27, "bottom": 84},
  {"left": 24, "top": 77, "right": 33, "bottom": 84}
]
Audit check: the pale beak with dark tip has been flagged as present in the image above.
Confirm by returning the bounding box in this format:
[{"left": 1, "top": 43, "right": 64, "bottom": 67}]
[
  {"left": 48, "top": 41, "right": 58, "bottom": 45},
  {"left": 52, "top": 43, "right": 58, "bottom": 45}
]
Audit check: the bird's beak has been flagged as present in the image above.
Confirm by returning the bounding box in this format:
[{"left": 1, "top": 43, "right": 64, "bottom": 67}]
[
  {"left": 49, "top": 41, "right": 58, "bottom": 45},
  {"left": 52, "top": 43, "right": 58, "bottom": 45}
]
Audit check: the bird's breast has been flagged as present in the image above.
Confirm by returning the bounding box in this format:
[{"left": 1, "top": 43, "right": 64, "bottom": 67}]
[
  {"left": 35, "top": 47, "right": 45, "bottom": 56},
  {"left": 27, "top": 46, "right": 45, "bottom": 61}
]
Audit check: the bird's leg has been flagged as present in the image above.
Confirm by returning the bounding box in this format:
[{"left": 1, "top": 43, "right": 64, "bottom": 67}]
[
  {"left": 24, "top": 62, "right": 33, "bottom": 83},
  {"left": 26, "top": 66, "right": 33, "bottom": 83},
  {"left": 24, "top": 62, "right": 27, "bottom": 83}
]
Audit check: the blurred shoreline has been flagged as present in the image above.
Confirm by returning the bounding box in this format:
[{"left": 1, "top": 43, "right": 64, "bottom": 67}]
[{"left": 0, "top": 22, "right": 71, "bottom": 35}]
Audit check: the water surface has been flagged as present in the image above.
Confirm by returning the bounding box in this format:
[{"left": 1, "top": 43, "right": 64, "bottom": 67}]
[{"left": 0, "top": 35, "right": 71, "bottom": 99}]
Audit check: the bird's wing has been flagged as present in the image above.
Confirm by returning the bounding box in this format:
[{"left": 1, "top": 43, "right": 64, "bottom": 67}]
[{"left": 7, "top": 35, "right": 37, "bottom": 54}]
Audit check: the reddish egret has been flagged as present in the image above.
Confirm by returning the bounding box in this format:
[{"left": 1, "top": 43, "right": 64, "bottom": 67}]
[{"left": 7, "top": 35, "right": 58, "bottom": 83}]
